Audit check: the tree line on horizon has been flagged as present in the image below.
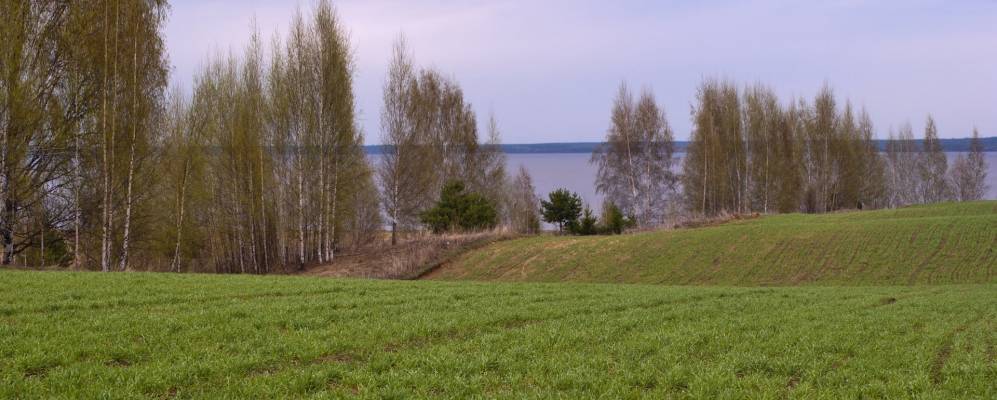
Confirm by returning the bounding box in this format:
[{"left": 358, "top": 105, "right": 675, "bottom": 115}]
[
  {"left": 587, "top": 79, "right": 990, "bottom": 228},
  {"left": 1, "top": 0, "right": 990, "bottom": 271}
]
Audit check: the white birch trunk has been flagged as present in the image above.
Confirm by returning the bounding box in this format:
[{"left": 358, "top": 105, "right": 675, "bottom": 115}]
[
  {"left": 297, "top": 147, "right": 305, "bottom": 271},
  {"left": 258, "top": 146, "right": 269, "bottom": 273},
  {"left": 118, "top": 28, "right": 139, "bottom": 272},
  {"left": 170, "top": 159, "right": 189, "bottom": 272},
  {"left": 328, "top": 156, "right": 338, "bottom": 262},
  {"left": 101, "top": 0, "right": 120, "bottom": 273}
]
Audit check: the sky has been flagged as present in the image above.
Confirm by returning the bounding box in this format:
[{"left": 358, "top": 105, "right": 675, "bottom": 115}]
[{"left": 165, "top": 0, "right": 997, "bottom": 144}]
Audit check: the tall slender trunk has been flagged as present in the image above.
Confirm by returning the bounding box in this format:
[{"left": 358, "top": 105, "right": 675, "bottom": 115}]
[
  {"left": 318, "top": 131, "right": 326, "bottom": 264},
  {"left": 246, "top": 146, "right": 260, "bottom": 274},
  {"left": 38, "top": 208, "right": 45, "bottom": 267},
  {"left": 763, "top": 138, "right": 770, "bottom": 214},
  {"left": 248, "top": 197, "right": 258, "bottom": 274},
  {"left": 101, "top": 0, "right": 120, "bottom": 273},
  {"left": 1, "top": 86, "right": 10, "bottom": 265},
  {"left": 170, "top": 158, "right": 190, "bottom": 272},
  {"left": 98, "top": 0, "right": 109, "bottom": 271},
  {"left": 822, "top": 137, "right": 830, "bottom": 212},
  {"left": 276, "top": 157, "right": 287, "bottom": 267},
  {"left": 701, "top": 144, "right": 708, "bottom": 215},
  {"left": 258, "top": 145, "right": 269, "bottom": 273},
  {"left": 297, "top": 148, "right": 305, "bottom": 271},
  {"left": 73, "top": 122, "right": 81, "bottom": 269},
  {"left": 119, "top": 22, "right": 139, "bottom": 272},
  {"left": 390, "top": 151, "right": 400, "bottom": 246},
  {"left": 328, "top": 156, "right": 338, "bottom": 262},
  {"left": 1, "top": 198, "right": 13, "bottom": 265},
  {"left": 234, "top": 152, "right": 245, "bottom": 274},
  {"left": 642, "top": 147, "right": 654, "bottom": 226},
  {"left": 623, "top": 126, "right": 639, "bottom": 226}
]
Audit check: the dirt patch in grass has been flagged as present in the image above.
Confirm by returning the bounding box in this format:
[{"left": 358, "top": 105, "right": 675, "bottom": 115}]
[
  {"left": 302, "top": 229, "right": 518, "bottom": 280},
  {"left": 878, "top": 297, "right": 897, "bottom": 306},
  {"left": 22, "top": 365, "right": 51, "bottom": 379},
  {"left": 327, "top": 379, "right": 360, "bottom": 395},
  {"left": 104, "top": 357, "right": 132, "bottom": 367},
  {"left": 830, "top": 354, "right": 852, "bottom": 371},
  {"left": 786, "top": 373, "right": 801, "bottom": 389},
  {"left": 313, "top": 353, "right": 357, "bottom": 364},
  {"left": 672, "top": 212, "right": 761, "bottom": 229},
  {"left": 987, "top": 336, "right": 995, "bottom": 364},
  {"left": 157, "top": 387, "right": 178, "bottom": 400}
]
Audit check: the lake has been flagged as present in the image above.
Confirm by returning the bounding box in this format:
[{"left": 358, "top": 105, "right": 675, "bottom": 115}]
[{"left": 369, "top": 152, "right": 997, "bottom": 208}]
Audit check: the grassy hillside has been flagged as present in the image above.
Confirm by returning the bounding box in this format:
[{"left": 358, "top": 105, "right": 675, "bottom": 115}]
[
  {"left": 0, "top": 271, "right": 994, "bottom": 398},
  {"left": 429, "top": 201, "right": 997, "bottom": 285}
]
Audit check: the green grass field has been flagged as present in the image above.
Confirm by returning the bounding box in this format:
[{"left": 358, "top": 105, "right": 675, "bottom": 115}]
[
  {"left": 430, "top": 202, "right": 997, "bottom": 285},
  {"left": 1, "top": 271, "right": 994, "bottom": 398}
]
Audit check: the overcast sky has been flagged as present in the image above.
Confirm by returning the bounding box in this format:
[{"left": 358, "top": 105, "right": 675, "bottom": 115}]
[{"left": 165, "top": 0, "right": 997, "bottom": 144}]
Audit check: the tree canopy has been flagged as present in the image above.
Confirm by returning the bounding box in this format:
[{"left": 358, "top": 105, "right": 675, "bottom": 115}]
[
  {"left": 420, "top": 181, "right": 498, "bottom": 234},
  {"left": 541, "top": 189, "right": 583, "bottom": 233}
]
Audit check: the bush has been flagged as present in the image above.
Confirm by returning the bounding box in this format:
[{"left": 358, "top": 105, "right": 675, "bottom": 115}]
[{"left": 421, "top": 181, "right": 498, "bottom": 234}]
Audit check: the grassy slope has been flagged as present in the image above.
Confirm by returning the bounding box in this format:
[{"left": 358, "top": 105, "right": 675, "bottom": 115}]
[
  {"left": 0, "top": 271, "right": 994, "bottom": 398},
  {"left": 430, "top": 201, "right": 997, "bottom": 285}
]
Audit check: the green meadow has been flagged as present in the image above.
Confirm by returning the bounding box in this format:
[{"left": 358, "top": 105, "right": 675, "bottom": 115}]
[
  {"left": 1, "top": 272, "right": 994, "bottom": 398},
  {"left": 2, "top": 202, "right": 995, "bottom": 398}
]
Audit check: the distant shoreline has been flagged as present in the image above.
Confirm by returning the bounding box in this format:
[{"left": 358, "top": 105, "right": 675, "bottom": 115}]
[{"left": 364, "top": 137, "right": 997, "bottom": 155}]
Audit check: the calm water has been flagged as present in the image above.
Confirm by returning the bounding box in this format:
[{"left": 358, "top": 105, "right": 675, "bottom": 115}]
[{"left": 506, "top": 152, "right": 997, "bottom": 206}]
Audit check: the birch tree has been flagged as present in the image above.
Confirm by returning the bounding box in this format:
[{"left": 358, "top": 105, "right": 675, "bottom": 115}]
[
  {"left": 682, "top": 79, "right": 743, "bottom": 216},
  {"left": 507, "top": 166, "right": 540, "bottom": 234},
  {"left": 950, "top": 128, "right": 989, "bottom": 201},
  {"left": 379, "top": 38, "right": 434, "bottom": 245},
  {"left": 885, "top": 124, "right": 921, "bottom": 207},
  {"left": 917, "top": 115, "right": 951, "bottom": 203},
  {"left": 593, "top": 83, "right": 676, "bottom": 227}
]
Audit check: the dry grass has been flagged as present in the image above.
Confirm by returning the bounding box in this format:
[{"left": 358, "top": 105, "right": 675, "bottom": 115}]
[
  {"left": 669, "top": 211, "right": 762, "bottom": 230},
  {"left": 302, "top": 228, "right": 518, "bottom": 279}
]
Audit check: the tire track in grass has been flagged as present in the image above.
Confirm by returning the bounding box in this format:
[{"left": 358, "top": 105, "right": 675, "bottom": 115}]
[
  {"left": 986, "top": 235, "right": 996, "bottom": 283},
  {"left": 361, "top": 290, "right": 766, "bottom": 364},
  {"left": 751, "top": 236, "right": 790, "bottom": 284},
  {"left": 6, "top": 282, "right": 446, "bottom": 318},
  {"left": 907, "top": 221, "right": 955, "bottom": 285},
  {"left": 805, "top": 232, "right": 840, "bottom": 283},
  {"left": 790, "top": 230, "right": 825, "bottom": 284},
  {"left": 0, "top": 286, "right": 381, "bottom": 317},
  {"left": 860, "top": 287, "right": 942, "bottom": 310},
  {"left": 930, "top": 313, "right": 981, "bottom": 386},
  {"left": 840, "top": 229, "right": 872, "bottom": 281},
  {"left": 241, "top": 291, "right": 647, "bottom": 377},
  {"left": 578, "top": 288, "right": 815, "bottom": 393},
  {"left": 944, "top": 227, "right": 966, "bottom": 283},
  {"left": 986, "top": 317, "right": 995, "bottom": 365},
  {"left": 385, "top": 289, "right": 776, "bottom": 393}
]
